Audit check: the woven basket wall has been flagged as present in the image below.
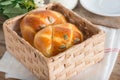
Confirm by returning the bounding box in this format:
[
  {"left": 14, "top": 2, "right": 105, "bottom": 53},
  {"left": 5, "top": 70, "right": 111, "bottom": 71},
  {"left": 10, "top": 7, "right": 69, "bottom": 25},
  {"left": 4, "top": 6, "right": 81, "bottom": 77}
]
[{"left": 3, "top": 3, "right": 106, "bottom": 80}]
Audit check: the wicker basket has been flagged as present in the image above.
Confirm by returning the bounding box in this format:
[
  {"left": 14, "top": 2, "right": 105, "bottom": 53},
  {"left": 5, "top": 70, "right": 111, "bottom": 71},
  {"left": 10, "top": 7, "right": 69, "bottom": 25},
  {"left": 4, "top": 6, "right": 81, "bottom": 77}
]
[{"left": 3, "top": 3, "right": 105, "bottom": 80}]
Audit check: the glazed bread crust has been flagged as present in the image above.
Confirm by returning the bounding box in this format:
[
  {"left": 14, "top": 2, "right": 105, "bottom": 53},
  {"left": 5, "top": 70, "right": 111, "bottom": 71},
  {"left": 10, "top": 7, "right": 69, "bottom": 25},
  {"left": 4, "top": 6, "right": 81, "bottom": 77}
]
[
  {"left": 34, "top": 23, "right": 83, "bottom": 57},
  {"left": 20, "top": 10, "right": 67, "bottom": 46}
]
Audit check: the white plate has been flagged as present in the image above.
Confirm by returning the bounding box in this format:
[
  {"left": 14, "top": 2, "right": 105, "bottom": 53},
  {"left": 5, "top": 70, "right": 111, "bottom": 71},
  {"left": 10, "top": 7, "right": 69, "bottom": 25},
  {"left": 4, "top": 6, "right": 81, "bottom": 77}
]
[{"left": 80, "top": 0, "right": 120, "bottom": 16}]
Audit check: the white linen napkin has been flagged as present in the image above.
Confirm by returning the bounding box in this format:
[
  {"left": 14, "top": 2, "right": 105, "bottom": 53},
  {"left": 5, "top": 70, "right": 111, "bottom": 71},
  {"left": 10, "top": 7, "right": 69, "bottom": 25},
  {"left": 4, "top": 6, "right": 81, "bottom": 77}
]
[
  {"left": 0, "top": 51, "right": 38, "bottom": 80},
  {"left": 0, "top": 26, "right": 120, "bottom": 80}
]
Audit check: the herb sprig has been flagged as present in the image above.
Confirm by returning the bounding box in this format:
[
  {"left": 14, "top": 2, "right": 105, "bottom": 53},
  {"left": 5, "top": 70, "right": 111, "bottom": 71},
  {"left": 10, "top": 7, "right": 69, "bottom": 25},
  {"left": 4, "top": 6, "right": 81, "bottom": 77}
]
[{"left": 0, "top": 0, "right": 35, "bottom": 18}]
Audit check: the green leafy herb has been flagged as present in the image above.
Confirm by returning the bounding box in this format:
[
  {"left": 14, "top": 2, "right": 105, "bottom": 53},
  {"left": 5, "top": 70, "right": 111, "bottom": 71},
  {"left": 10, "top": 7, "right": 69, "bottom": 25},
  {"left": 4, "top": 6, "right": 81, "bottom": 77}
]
[
  {"left": 63, "top": 34, "right": 68, "bottom": 40},
  {"left": 0, "top": 0, "right": 35, "bottom": 18},
  {"left": 3, "top": 7, "right": 28, "bottom": 18}
]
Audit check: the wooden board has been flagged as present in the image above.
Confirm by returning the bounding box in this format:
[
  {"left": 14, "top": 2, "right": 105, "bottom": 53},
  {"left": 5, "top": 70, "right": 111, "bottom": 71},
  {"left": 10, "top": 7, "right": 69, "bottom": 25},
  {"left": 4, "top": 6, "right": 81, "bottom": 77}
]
[{"left": 0, "top": 72, "right": 19, "bottom": 80}]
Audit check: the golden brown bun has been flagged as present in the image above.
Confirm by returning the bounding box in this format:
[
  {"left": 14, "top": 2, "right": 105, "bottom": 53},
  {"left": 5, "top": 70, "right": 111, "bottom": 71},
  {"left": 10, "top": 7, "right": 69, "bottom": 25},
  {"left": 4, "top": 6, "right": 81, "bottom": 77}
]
[
  {"left": 20, "top": 10, "right": 67, "bottom": 46},
  {"left": 34, "top": 23, "right": 83, "bottom": 57}
]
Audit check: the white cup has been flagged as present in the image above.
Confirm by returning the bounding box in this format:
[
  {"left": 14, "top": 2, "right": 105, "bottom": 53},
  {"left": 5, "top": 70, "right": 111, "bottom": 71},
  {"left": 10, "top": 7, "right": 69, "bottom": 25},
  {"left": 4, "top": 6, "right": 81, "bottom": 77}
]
[{"left": 49, "top": 0, "right": 78, "bottom": 10}]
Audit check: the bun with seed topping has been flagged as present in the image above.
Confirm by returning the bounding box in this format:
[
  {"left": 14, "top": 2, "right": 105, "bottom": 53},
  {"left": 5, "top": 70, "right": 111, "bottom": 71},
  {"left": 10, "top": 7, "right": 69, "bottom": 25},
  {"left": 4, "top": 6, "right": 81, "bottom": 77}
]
[{"left": 20, "top": 10, "right": 83, "bottom": 57}]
